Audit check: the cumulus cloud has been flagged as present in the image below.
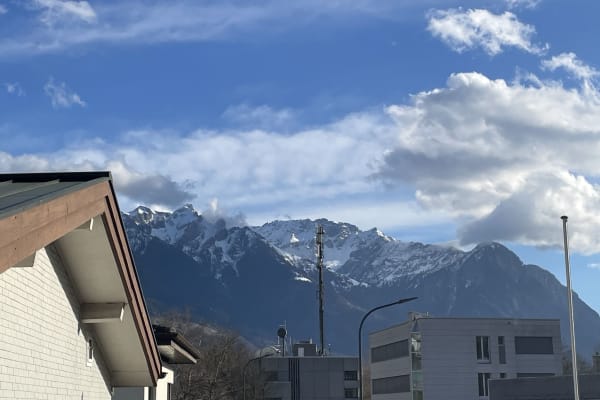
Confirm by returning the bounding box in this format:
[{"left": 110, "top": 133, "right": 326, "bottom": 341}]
[
  {"left": 44, "top": 78, "right": 86, "bottom": 108},
  {"left": 427, "top": 8, "right": 548, "bottom": 56},
  {"left": 106, "top": 161, "right": 196, "bottom": 208},
  {"left": 0, "top": 152, "right": 194, "bottom": 209},
  {"left": 31, "top": 0, "right": 96, "bottom": 25},
  {"left": 8, "top": 65, "right": 600, "bottom": 253},
  {"left": 541, "top": 52, "right": 599, "bottom": 82},
  {"left": 4, "top": 82, "right": 25, "bottom": 96},
  {"left": 377, "top": 70, "right": 600, "bottom": 253}
]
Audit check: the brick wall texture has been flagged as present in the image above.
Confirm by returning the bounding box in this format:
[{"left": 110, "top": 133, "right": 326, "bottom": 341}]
[{"left": 0, "top": 245, "right": 112, "bottom": 399}]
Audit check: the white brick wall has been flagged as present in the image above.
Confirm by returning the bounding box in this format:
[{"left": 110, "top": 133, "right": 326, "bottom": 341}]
[{"left": 0, "top": 245, "right": 112, "bottom": 399}]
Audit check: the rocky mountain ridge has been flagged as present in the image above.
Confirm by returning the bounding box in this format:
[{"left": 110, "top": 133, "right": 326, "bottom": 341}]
[{"left": 122, "top": 204, "right": 600, "bottom": 358}]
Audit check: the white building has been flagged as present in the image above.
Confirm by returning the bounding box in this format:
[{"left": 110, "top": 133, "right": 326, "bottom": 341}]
[
  {"left": 0, "top": 172, "right": 164, "bottom": 399},
  {"left": 369, "top": 314, "right": 562, "bottom": 400}
]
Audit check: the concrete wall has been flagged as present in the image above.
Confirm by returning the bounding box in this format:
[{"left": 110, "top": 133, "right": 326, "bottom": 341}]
[
  {"left": 262, "top": 356, "right": 359, "bottom": 400},
  {"left": 489, "top": 374, "right": 600, "bottom": 400},
  {"left": 0, "top": 246, "right": 112, "bottom": 399},
  {"left": 369, "top": 318, "right": 562, "bottom": 400}
]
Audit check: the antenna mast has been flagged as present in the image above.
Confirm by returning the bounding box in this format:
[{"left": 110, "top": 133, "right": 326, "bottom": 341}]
[{"left": 316, "top": 225, "right": 325, "bottom": 356}]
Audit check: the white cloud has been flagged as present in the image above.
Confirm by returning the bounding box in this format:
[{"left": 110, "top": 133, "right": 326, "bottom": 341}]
[
  {"left": 4, "top": 82, "right": 25, "bottom": 96},
  {"left": 9, "top": 66, "right": 600, "bottom": 254},
  {"left": 505, "top": 0, "right": 541, "bottom": 9},
  {"left": 427, "top": 8, "right": 548, "bottom": 56},
  {"left": 0, "top": 4, "right": 7, "bottom": 14},
  {"left": 378, "top": 71, "right": 600, "bottom": 254},
  {"left": 541, "top": 52, "right": 599, "bottom": 81},
  {"left": 222, "top": 104, "right": 297, "bottom": 130},
  {"left": 0, "top": 108, "right": 398, "bottom": 217},
  {"left": 32, "top": 0, "right": 96, "bottom": 25},
  {"left": 43, "top": 78, "right": 86, "bottom": 108},
  {"left": 587, "top": 263, "right": 600, "bottom": 270},
  {"left": 0, "top": 1, "right": 419, "bottom": 57}
]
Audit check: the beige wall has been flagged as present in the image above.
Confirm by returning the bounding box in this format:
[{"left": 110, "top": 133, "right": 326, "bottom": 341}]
[{"left": 0, "top": 246, "right": 111, "bottom": 399}]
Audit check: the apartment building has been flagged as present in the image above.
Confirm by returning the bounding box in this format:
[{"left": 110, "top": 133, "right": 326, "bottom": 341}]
[{"left": 369, "top": 314, "right": 562, "bottom": 400}]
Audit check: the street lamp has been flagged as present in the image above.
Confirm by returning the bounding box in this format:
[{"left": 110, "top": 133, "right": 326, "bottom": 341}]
[
  {"left": 358, "top": 297, "right": 418, "bottom": 400},
  {"left": 243, "top": 347, "right": 279, "bottom": 400}
]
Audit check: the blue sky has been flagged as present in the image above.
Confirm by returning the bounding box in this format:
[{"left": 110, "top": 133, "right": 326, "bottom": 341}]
[{"left": 3, "top": 0, "right": 600, "bottom": 312}]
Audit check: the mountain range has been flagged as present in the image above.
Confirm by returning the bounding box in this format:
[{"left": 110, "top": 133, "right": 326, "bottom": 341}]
[{"left": 122, "top": 204, "right": 600, "bottom": 358}]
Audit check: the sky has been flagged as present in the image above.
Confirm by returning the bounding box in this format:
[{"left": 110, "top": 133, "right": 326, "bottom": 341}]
[{"left": 2, "top": 0, "right": 600, "bottom": 312}]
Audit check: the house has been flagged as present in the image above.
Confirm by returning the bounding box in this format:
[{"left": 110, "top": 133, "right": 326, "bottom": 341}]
[
  {"left": 0, "top": 172, "right": 161, "bottom": 399},
  {"left": 368, "top": 314, "right": 562, "bottom": 400},
  {"left": 258, "top": 341, "right": 359, "bottom": 400},
  {"left": 113, "top": 325, "right": 202, "bottom": 400}
]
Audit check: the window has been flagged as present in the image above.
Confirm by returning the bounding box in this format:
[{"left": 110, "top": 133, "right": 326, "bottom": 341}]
[
  {"left": 498, "top": 336, "right": 506, "bottom": 364},
  {"left": 344, "top": 388, "right": 358, "bottom": 398},
  {"left": 344, "top": 370, "right": 358, "bottom": 381},
  {"left": 86, "top": 338, "right": 94, "bottom": 366},
  {"left": 412, "top": 390, "right": 423, "bottom": 400},
  {"left": 371, "top": 340, "right": 409, "bottom": 363},
  {"left": 264, "top": 371, "right": 279, "bottom": 381},
  {"left": 478, "top": 373, "right": 491, "bottom": 397},
  {"left": 372, "top": 375, "right": 410, "bottom": 394},
  {"left": 411, "top": 371, "right": 423, "bottom": 391},
  {"left": 499, "top": 373, "right": 506, "bottom": 379},
  {"left": 476, "top": 336, "right": 490, "bottom": 362},
  {"left": 514, "top": 337, "right": 553, "bottom": 355},
  {"left": 411, "top": 333, "right": 422, "bottom": 371}
]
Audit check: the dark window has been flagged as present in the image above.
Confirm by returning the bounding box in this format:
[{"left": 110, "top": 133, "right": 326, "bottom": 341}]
[
  {"left": 344, "top": 370, "right": 358, "bottom": 381},
  {"left": 516, "top": 373, "right": 555, "bottom": 378},
  {"left": 372, "top": 375, "right": 410, "bottom": 394},
  {"left": 499, "top": 373, "right": 506, "bottom": 379},
  {"left": 498, "top": 336, "right": 506, "bottom": 364},
  {"left": 344, "top": 388, "right": 358, "bottom": 398},
  {"left": 411, "top": 352, "right": 422, "bottom": 370},
  {"left": 478, "top": 373, "right": 491, "bottom": 397},
  {"left": 412, "top": 390, "right": 423, "bottom": 400},
  {"left": 371, "top": 340, "right": 409, "bottom": 363},
  {"left": 476, "top": 336, "right": 490, "bottom": 362},
  {"left": 264, "top": 371, "right": 279, "bottom": 381},
  {"left": 514, "top": 337, "right": 554, "bottom": 355}
]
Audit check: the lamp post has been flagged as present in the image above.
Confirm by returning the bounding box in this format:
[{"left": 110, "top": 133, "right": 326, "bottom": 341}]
[
  {"left": 243, "top": 347, "right": 279, "bottom": 400},
  {"left": 561, "top": 216, "right": 580, "bottom": 400},
  {"left": 358, "top": 297, "right": 418, "bottom": 400}
]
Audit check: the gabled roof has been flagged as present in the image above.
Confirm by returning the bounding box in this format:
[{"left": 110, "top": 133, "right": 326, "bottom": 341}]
[{"left": 0, "top": 172, "right": 161, "bottom": 386}]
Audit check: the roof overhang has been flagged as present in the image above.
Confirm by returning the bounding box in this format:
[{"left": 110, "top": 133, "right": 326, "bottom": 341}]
[{"left": 0, "top": 172, "right": 161, "bottom": 387}]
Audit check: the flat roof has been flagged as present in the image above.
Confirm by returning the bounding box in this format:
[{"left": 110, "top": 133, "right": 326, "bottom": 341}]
[{"left": 368, "top": 316, "right": 560, "bottom": 336}]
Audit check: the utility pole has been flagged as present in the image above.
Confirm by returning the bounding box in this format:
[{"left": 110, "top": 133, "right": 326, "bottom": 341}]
[
  {"left": 561, "top": 216, "right": 580, "bottom": 400},
  {"left": 316, "top": 225, "right": 325, "bottom": 356}
]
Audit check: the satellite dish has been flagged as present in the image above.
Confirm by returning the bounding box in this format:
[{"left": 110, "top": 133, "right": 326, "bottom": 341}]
[{"left": 277, "top": 326, "right": 287, "bottom": 339}]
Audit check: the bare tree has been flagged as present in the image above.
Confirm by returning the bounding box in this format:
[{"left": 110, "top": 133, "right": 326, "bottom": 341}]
[{"left": 153, "top": 312, "right": 262, "bottom": 400}]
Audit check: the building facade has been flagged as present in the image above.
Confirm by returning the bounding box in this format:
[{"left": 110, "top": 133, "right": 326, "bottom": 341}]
[
  {"left": 0, "top": 172, "right": 162, "bottom": 399},
  {"left": 369, "top": 315, "right": 562, "bottom": 400},
  {"left": 257, "top": 343, "right": 359, "bottom": 400}
]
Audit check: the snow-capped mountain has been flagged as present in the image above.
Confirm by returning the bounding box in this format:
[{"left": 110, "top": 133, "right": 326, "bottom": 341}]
[{"left": 122, "top": 205, "right": 600, "bottom": 358}]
